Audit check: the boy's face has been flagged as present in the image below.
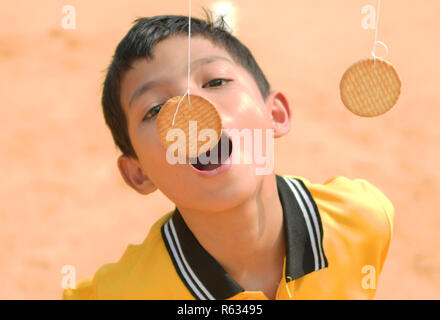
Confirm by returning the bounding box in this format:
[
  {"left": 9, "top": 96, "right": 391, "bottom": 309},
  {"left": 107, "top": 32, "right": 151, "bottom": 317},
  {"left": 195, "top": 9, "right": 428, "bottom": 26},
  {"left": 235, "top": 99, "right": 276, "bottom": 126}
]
[{"left": 118, "top": 35, "right": 291, "bottom": 211}]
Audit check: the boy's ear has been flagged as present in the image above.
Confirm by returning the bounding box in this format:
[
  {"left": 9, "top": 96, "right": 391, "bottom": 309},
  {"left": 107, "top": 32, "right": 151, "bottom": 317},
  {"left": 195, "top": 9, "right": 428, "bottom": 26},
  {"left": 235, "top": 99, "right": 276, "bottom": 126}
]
[
  {"left": 265, "top": 90, "right": 292, "bottom": 138},
  {"left": 117, "top": 155, "right": 157, "bottom": 195}
]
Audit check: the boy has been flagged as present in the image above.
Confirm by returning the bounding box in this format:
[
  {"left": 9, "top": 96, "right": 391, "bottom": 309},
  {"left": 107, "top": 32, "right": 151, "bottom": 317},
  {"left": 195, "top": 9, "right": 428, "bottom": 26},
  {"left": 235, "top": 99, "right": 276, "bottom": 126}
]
[{"left": 63, "top": 14, "right": 394, "bottom": 300}]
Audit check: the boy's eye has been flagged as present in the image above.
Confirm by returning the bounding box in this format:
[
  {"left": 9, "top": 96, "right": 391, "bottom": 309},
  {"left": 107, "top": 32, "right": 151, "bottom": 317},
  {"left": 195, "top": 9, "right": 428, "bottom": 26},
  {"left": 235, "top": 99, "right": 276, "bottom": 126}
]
[
  {"left": 202, "top": 78, "right": 230, "bottom": 88},
  {"left": 142, "top": 79, "right": 230, "bottom": 121},
  {"left": 143, "top": 104, "right": 163, "bottom": 121}
]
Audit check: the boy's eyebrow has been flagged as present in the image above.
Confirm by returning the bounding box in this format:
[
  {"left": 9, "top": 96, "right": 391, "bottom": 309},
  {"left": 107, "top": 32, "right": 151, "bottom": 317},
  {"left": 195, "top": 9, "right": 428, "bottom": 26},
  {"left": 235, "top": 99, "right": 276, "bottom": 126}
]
[
  {"left": 190, "top": 55, "right": 233, "bottom": 69},
  {"left": 128, "top": 79, "right": 163, "bottom": 108},
  {"left": 128, "top": 55, "right": 233, "bottom": 108}
]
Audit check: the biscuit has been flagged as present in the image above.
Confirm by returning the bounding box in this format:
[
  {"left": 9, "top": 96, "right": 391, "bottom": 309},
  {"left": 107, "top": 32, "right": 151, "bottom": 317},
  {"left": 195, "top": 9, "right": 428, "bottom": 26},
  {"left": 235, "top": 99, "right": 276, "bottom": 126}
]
[
  {"left": 340, "top": 58, "right": 401, "bottom": 117},
  {"left": 156, "top": 94, "right": 222, "bottom": 158}
]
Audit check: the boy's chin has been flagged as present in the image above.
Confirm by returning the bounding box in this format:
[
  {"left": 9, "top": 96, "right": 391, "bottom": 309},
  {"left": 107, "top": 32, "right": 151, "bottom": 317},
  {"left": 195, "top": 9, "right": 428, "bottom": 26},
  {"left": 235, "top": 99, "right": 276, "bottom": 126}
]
[{"left": 177, "top": 165, "right": 269, "bottom": 212}]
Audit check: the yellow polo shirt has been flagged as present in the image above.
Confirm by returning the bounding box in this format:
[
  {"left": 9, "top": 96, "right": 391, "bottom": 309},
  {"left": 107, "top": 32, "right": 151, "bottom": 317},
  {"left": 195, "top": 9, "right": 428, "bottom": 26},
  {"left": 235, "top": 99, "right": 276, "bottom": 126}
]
[{"left": 63, "top": 174, "right": 394, "bottom": 300}]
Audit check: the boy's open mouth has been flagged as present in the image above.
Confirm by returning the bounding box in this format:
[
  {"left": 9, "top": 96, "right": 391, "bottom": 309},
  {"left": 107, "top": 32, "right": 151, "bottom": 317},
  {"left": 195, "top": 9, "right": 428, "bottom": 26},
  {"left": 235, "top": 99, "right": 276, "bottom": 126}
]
[{"left": 189, "top": 134, "right": 233, "bottom": 171}]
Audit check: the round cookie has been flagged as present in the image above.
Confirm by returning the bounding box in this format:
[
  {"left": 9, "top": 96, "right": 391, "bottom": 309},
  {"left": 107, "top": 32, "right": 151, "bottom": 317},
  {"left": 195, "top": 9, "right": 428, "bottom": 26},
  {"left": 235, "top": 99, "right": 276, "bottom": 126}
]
[
  {"left": 156, "top": 94, "right": 222, "bottom": 158},
  {"left": 340, "top": 58, "right": 401, "bottom": 117}
]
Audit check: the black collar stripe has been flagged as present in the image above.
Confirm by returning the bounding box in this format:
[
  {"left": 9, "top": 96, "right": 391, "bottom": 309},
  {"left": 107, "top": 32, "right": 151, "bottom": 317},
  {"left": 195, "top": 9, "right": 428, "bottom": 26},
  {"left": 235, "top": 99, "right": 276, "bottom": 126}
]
[
  {"left": 162, "top": 220, "right": 214, "bottom": 300},
  {"left": 288, "top": 177, "right": 328, "bottom": 269},
  {"left": 168, "top": 212, "right": 243, "bottom": 300},
  {"left": 160, "top": 175, "right": 328, "bottom": 299},
  {"left": 283, "top": 177, "right": 321, "bottom": 271},
  {"left": 277, "top": 175, "right": 329, "bottom": 281},
  {"left": 168, "top": 219, "right": 216, "bottom": 300},
  {"left": 276, "top": 175, "right": 316, "bottom": 280},
  {"left": 285, "top": 178, "right": 325, "bottom": 271},
  {"left": 162, "top": 221, "right": 207, "bottom": 300}
]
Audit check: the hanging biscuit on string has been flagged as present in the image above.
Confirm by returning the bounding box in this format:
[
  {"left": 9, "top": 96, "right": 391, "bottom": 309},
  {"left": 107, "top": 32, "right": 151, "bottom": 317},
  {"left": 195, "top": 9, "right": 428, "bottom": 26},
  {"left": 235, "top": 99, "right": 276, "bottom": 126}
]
[
  {"left": 340, "top": 58, "right": 401, "bottom": 117},
  {"left": 339, "top": 0, "right": 402, "bottom": 117},
  {"left": 156, "top": 94, "right": 222, "bottom": 158},
  {"left": 154, "top": 2, "right": 224, "bottom": 159}
]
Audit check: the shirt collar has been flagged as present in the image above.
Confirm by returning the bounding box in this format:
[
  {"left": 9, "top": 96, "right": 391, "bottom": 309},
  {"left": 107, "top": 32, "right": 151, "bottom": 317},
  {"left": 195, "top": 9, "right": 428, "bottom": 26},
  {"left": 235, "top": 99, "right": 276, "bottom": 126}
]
[{"left": 160, "top": 174, "right": 328, "bottom": 300}]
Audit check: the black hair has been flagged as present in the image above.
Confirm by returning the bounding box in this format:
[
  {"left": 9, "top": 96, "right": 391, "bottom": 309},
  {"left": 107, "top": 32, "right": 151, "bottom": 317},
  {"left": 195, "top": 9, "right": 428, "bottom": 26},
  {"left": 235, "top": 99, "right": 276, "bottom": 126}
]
[{"left": 102, "top": 13, "right": 271, "bottom": 158}]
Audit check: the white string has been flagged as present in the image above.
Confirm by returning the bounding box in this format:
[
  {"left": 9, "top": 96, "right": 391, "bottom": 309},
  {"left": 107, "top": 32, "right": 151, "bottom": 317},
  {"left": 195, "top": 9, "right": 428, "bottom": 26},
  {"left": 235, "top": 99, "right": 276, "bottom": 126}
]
[
  {"left": 371, "top": 0, "right": 388, "bottom": 70},
  {"left": 370, "top": 0, "right": 388, "bottom": 100},
  {"left": 172, "top": 0, "right": 192, "bottom": 126},
  {"left": 187, "top": 0, "right": 191, "bottom": 98}
]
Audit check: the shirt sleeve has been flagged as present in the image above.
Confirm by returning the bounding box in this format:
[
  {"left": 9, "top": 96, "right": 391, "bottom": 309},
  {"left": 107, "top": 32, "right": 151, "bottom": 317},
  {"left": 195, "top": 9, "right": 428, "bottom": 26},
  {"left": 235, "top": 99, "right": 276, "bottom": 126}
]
[
  {"left": 353, "top": 178, "right": 395, "bottom": 275},
  {"left": 318, "top": 176, "right": 394, "bottom": 275}
]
